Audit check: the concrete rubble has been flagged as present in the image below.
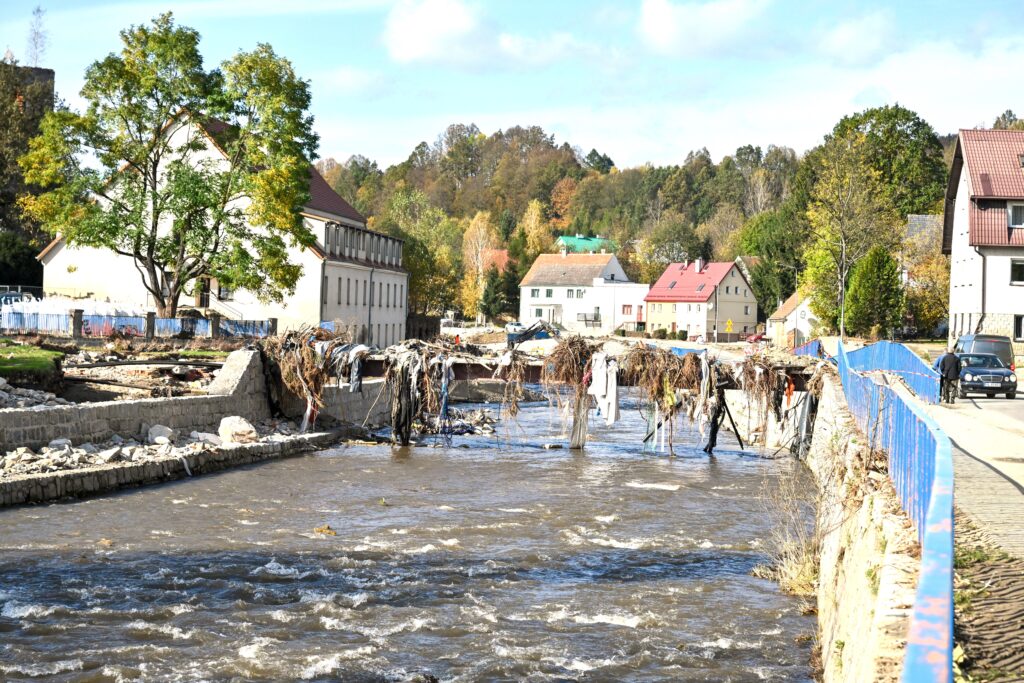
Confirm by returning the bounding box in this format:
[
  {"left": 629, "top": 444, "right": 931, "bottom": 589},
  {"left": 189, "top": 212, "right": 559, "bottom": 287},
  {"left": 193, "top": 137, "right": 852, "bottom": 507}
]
[
  {"left": 0, "top": 377, "right": 73, "bottom": 410},
  {"left": 0, "top": 416, "right": 307, "bottom": 479}
]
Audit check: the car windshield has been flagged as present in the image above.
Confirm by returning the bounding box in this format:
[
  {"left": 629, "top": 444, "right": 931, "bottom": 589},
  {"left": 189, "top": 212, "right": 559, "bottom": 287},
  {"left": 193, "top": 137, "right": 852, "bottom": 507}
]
[{"left": 961, "top": 354, "right": 1005, "bottom": 369}]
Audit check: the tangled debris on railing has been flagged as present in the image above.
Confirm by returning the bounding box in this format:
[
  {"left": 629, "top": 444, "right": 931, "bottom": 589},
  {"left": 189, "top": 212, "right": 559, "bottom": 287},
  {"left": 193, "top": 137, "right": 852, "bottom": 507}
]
[{"left": 542, "top": 335, "right": 599, "bottom": 449}]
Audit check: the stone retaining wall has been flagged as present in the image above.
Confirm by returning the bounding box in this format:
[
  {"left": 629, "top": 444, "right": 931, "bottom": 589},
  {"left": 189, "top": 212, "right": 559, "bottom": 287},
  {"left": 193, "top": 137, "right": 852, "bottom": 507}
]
[
  {"left": 807, "top": 373, "right": 919, "bottom": 683},
  {"left": 0, "top": 432, "right": 338, "bottom": 507},
  {"left": 0, "top": 349, "right": 270, "bottom": 452},
  {"left": 279, "top": 379, "right": 389, "bottom": 428}
]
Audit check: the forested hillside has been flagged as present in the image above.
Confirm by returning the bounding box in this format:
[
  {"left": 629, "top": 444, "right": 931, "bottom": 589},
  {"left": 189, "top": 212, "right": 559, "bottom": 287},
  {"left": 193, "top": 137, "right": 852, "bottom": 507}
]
[{"left": 316, "top": 104, "right": 956, "bottom": 334}]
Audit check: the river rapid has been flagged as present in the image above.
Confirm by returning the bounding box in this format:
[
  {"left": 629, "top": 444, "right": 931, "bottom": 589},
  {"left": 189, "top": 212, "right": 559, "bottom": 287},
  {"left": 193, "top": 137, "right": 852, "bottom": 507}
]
[{"left": 0, "top": 397, "right": 814, "bottom": 682}]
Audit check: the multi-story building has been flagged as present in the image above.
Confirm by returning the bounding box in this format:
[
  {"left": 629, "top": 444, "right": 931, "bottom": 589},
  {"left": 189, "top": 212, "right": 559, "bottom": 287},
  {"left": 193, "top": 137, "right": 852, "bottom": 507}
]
[
  {"left": 644, "top": 259, "right": 757, "bottom": 341},
  {"left": 943, "top": 128, "right": 1024, "bottom": 363},
  {"left": 518, "top": 253, "right": 648, "bottom": 334}
]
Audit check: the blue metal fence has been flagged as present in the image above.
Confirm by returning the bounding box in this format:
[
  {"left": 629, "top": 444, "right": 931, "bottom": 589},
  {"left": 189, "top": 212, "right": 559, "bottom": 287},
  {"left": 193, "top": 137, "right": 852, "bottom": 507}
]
[
  {"left": 0, "top": 312, "right": 71, "bottom": 335},
  {"left": 793, "top": 339, "right": 825, "bottom": 358},
  {"left": 219, "top": 319, "right": 270, "bottom": 338},
  {"left": 81, "top": 315, "right": 147, "bottom": 338},
  {"left": 846, "top": 341, "right": 941, "bottom": 404},
  {"left": 836, "top": 342, "right": 953, "bottom": 683}
]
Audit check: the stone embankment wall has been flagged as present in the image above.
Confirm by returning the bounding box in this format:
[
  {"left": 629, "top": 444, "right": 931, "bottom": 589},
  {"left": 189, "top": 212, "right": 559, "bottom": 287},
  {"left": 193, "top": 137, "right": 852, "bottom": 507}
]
[
  {"left": 279, "top": 379, "right": 389, "bottom": 428},
  {"left": 723, "top": 389, "right": 802, "bottom": 450},
  {"left": 807, "top": 373, "right": 919, "bottom": 683},
  {"left": 0, "top": 350, "right": 270, "bottom": 452}
]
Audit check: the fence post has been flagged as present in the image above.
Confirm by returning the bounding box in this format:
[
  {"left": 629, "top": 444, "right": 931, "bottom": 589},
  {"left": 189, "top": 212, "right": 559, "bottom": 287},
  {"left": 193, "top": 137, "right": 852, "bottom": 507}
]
[
  {"left": 210, "top": 312, "right": 221, "bottom": 339},
  {"left": 145, "top": 312, "right": 155, "bottom": 340},
  {"left": 268, "top": 318, "right": 278, "bottom": 336},
  {"left": 70, "top": 309, "right": 83, "bottom": 340}
]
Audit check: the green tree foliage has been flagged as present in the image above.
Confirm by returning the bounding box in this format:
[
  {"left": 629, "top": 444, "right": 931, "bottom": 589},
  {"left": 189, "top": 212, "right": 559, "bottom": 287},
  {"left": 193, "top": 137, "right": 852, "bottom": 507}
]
[
  {"left": 801, "top": 132, "right": 900, "bottom": 336},
  {"left": 18, "top": 13, "right": 318, "bottom": 316},
  {"left": 830, "top": 104, "right": 946, "bottom": 216},
  {"left": 375, "top": 189, "right": 461, "bottom": 315},
  {"left": 0, "top": 231, "right": 42, "bottom": 285},
  {"left": 739, "top": 205, "right": 807, "bottom": 311},
  {"left": 584, "top": 149, "right": 615, "bottom": 174},
  {"left": 0, "top": 57, "right": 52, "bottom": 244},
  {"left": 844, "top": 246, "right": 904, "bottom": 337}
]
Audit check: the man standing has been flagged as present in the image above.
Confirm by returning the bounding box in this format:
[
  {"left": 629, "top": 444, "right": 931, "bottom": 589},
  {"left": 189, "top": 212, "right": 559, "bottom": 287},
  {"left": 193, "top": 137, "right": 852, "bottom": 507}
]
[{"left": 937, "top": 348, "right": 962, "bottom": 404}]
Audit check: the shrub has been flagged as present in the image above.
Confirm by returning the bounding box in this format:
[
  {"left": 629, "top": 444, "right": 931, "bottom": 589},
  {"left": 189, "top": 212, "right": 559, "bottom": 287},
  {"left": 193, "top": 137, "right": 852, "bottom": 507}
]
[{"left": 652, "top": 328, "right": 667, "bottom": 340}]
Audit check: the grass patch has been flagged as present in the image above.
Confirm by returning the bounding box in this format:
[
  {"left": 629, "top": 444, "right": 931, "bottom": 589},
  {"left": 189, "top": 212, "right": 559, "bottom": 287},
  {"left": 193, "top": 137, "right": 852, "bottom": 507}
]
[
  {"left": 866, "top": 566, "right": 880, "bottom": 595},
  {"left": 954, "top": 545, "right": 1009, "bottom": 570},
  {"left": 0, "top": 338, "right": 63, "bottom": 377}
]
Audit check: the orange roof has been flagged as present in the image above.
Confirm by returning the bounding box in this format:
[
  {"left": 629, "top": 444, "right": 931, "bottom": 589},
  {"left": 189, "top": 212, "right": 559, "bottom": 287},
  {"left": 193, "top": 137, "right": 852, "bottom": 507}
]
[
  {"left": 769, "top": 291, "right": 803, "bottom": 321},
  {"left": 519, "top": 253, "right": 614, "bottom": 287}
]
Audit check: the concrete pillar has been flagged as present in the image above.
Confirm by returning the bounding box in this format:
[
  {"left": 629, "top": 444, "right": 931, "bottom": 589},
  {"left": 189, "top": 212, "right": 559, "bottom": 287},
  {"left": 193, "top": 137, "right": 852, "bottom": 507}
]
[
  {"left": 210, "top": 312, "right": 221, "bottom": 338},
  {"left": 70, "top": 309, "right": 83, "bottom": 339},
  {"left": 145, "top": 312, "right": 155, "bottom": 340}
]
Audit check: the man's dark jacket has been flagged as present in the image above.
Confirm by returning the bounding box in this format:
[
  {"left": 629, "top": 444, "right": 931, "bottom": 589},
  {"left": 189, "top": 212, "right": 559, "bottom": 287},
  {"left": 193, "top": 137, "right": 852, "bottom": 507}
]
[{"left": 938, "top": 353, "right": 961, "bottom": 381}]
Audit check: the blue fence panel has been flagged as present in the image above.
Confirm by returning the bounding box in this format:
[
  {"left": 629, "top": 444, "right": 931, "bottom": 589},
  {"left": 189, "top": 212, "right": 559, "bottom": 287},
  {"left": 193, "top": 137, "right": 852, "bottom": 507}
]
[
  {"left": 835, "top": 342, "right": 953, "bottom": 683},
  {"left": 0, "top": 311, "right": 72, "bottom": 335},
  {"left": 153, "top": 318, "right": 209, "bottom": 338},
  {"left": 219, "top": 319, "right": 270, "bottom": 338},
  {"left": 319, "top": 321, "right": 336, "bottom": 332},
  {"left": 846, "top": 341, "right": 941, "bottom": 405},
  {"left": 80, "top": 315, "right": 147, "bottom": 338},
  {"left": 793, "top": 339, "right": 825, "bottom": 358}
]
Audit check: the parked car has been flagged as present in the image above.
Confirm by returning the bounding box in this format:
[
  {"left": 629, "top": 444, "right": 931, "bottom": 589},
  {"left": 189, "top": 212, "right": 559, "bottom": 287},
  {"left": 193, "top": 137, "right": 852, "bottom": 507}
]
[
  {"left": 745, "top": 332, "right": 766, "bottom": 343},
  {"left": 954, "top": 334, "right": 1016, "bottom": 371},
  {"left": 505, "top": 321, "right": 525, "bottom": 334},
  {"left": 955, "top": 353, "right": 1017, "bottom": 399}
]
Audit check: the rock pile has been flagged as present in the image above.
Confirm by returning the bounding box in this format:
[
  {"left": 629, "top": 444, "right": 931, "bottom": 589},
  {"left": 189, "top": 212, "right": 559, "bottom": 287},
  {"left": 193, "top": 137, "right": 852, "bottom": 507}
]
[
  {"left": 1, "top": 416, "right": 305, "bottom": 479},
  {"left": 0, "top": 377, "right": 73, "bottom": 410}
]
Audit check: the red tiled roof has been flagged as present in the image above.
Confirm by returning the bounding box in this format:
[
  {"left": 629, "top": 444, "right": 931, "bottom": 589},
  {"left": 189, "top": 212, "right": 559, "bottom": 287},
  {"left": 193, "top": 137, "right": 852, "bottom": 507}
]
[
  {"left": 482, "top": 248, "right": 509, "bottom": 273},
  {"left": 960, "top": 128, "right": 1024, "bottom": 199},
  {"left": 969, "top": 198, "right": 1024, "bottom": 248},
  {"left": 769, "top": 291, "right": 802, "bottom": 321},
  {"left": 644, "top": 261, "right": 735, "bottom": 303},
  {"left": 943, "top": 130, "right": 1024, "bottom": 252}
]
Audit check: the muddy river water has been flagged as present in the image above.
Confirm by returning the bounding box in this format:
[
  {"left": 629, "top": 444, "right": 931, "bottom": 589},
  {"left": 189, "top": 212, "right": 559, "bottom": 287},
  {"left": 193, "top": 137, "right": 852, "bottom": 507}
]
[{"left": 0, "top": 398, "right": 814, "bottom": 681}]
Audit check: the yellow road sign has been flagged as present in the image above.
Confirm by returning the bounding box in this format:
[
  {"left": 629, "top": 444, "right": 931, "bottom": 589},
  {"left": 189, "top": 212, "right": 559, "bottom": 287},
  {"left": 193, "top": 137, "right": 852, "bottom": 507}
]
[{"left": 725, "top": 319, "right": 733, "bottom": 333}]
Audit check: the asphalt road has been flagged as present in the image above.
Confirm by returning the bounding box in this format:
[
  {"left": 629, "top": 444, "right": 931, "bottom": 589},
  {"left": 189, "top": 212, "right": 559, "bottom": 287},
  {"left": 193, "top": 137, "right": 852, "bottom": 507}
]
[{"left": 955, "top": 391, "right": 1024, "bottom": 427}]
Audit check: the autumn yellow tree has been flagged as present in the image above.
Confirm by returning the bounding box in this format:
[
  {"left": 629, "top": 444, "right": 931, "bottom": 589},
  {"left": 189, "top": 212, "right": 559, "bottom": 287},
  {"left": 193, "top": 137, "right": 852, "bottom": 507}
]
[
  {"left": 459, "top": 211, "right": 498, "bottom": 319},
  {"left": 549, "top": 177, "right": 577, "bottom": 230},
  {"left": 521, "top": 199, "right": 554, "bottom": 261}
]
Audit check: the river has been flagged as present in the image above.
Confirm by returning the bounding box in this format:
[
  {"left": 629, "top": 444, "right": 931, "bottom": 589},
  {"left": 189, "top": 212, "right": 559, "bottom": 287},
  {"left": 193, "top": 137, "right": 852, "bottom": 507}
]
[{"left": 0, "top": 397, "right": 814, "bottom": 681}]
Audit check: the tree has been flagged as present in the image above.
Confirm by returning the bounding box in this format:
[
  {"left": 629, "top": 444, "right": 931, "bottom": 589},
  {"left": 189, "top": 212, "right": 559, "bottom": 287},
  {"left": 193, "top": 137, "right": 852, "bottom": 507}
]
[
  {"left": 830, "top": 104, "right": 946, "bottom": 216},
  {"left": 549, "top": 176, "right": 577, "bottom": 230},
  {"left": 845, "top": 246, "right": 904, "bottom": 337},
  {"left": 739, "top": 204, "right": 807, "bottom": 311},
  {"left": 696, "top": 203, "right": 744, "bottom": 260},
  {"left": 903, "top": 227, "right": 949, "bottom": 335},
  {"left": 26, "top": 6, "right": 48, "bottom": 68},
  {"left": 0, "top": 231, "right": 42, "bottom": 285},
  {"left": 802, "top": 132, "right": 900, "bottom": 338},
  {"left": 993, "top": 110, "right": 1018, "bottom": 130},
  {"left": 459, "top": 211, "right": 497, "bottom": 319},
  {"left": 519, "top": 199, "right": 553, "bottom": 261},
  {"left": 584, "top": 149, "right": 614, "bottom": 174},
  {"left": 479, "top": 264, "right": 506, "bottom": 319},
  {"left": 0, "top": 57, "right": 52, "bottom": 245},
  {"left": 19, "top": 13, "right": 318, "bottom": 316}
]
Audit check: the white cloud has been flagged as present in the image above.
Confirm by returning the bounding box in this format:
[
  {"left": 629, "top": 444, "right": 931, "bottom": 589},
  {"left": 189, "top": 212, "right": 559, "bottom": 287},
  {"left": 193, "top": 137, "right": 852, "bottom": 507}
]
[
  {"left": 637, "top": 0, "right": 771, "bottom": 56},
  {"left": 382, "top": 0, "right": 482, "bottom": 64},
  {"left": 497, "top": 32, "right": 586, "bottom": 65},
  {"left": 818, "top": 10, "right": 896, "bottom": 66},
  {"left": 319, "top": 65, "right": 379, "bottom": 92}
]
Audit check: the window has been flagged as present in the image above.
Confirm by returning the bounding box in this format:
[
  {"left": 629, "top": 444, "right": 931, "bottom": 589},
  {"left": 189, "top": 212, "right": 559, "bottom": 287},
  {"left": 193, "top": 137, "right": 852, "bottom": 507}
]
[
  {"left": 687, "top": 304, "right": 691, "bottom": 312},
  {"left": 363, "top": 280, "right": 367, "bottom": 306},
  {"left": 743, "top": 288, "right": 748, "bottom": 297},
  {"left": 1015, "top": 315, "right": 1024, "bottom": 342},
  {"left": 337, "top": 277, "right": 342, "bottom": 304},
  {"left": 730, "top": 270, "right": 735, "bottom": 277},
  {"left": 535, "top": 308, "right": 543, "bottom": 317},
  {"left": 378, "top": 282, "right": 382, "bottom": 307},
  {"left": 545, "top": 289, "right": 553, "bottom": 298},
  {"left": 744, "top": 305, "right": 750, "bottom": 315},
  {"left": 577, "top": 289, "right": 584, "bottom": 298},
  {"left": 1012, "top": 259, "right": 1024, "bottom": 285},
  {"left": 531, "top": 288, "right": 540, "bottom": 298},
  {"left": 217, "top": 283, "right": 234, "bottom": 301},
  {"left": 567, "top": 289, "right": 575, "bottom": 299},
  {"left": 386, "top": 283, "right": 391, "bottom": 308},
  {"left": 725, "top": 286, "right": 730, "bottom": 294},
  {"left": 673, "top": 304, "right": 677, "bottom": 312},
  {"left": 696, "top": 304, "right": 701, "bottom": 312},
  {"left": 622, "top": 305, "right": 632, "bottom": 315},
  {"left": 400, "top": 284, "right": 404, "bottom": 308},
  {"left": 1010, "top": 203, "right": 1024, "bottom": 228},
  {"left": 346, "top": 278, "right": 351, "bottom": 305}
]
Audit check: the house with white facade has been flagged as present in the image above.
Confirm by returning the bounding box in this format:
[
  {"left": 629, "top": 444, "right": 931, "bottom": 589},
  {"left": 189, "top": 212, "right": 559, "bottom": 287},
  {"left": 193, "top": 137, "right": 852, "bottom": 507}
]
[
  {"left": 644, "top": 259, "right": 757, "bottom": 341},
  {"left": 37, "top": 114, "right": 408, "bottom": 345},
  {"left": 943, "top": 129, "right": 1024, "bottom": 360},
  {"left": 518, "top": 253, "right": 648, "bottom": 334},
  {"left": 768, "top": 291, "right": 817, "bottom": 349}
]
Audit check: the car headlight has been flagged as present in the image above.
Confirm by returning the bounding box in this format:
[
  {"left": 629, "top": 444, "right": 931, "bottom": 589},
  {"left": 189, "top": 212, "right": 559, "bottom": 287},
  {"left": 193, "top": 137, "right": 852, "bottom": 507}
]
[
  {"left": 1011, "top": 373, "right": 1018, "bottom": 383},
  {"left": 964, "top": 373, "right": 974, "bottom": 382}
]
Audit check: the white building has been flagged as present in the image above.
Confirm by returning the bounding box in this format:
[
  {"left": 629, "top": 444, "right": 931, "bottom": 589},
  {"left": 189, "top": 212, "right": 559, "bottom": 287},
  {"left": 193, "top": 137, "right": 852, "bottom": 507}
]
[
  {"left": 644, "top": 259, "right": 758, "bottom": 341},
  {"left": 943, "top": 129, "right": 1024, "bottom": 361},
  {"left": 37, "top": 114, "right": 409, "bottom": 345},
  {"left": 768, "top": 291, "right": 817, "bottom": 349},
  {"left": 518, "top": 253, "right": 649, "bottom": 334}
]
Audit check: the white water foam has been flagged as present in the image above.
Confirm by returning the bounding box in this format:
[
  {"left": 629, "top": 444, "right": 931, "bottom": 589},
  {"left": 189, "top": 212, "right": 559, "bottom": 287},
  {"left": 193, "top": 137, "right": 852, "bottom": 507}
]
[
  {"left": 300, "top": 647, "right": 376, "bottom": 679},
  {"left": 1, "top": 659, "right": 84, "bottom": 676},
  {"left": 573, "top": 613, "right": 642, "bottom": 628},
  {"left": 238, "top": 637, "right": 276, "bottom": 659},
  {"left": 625, "top": 481, "right": 680, "bottom": 491},
  {"left": 595, "top": 514, "right": 617, "bottom": 523},
  {"left": 126, "top": 620, "right": 197, "bottom": 640},
  {"left": 439, "top": 538, "right": 459, "bottom": 547},
  {"left": 1, "top": 601, "right": 58, "bottom": 618},
  {"left": 543, "top": 656, "right": 617, "bottom": 672}
]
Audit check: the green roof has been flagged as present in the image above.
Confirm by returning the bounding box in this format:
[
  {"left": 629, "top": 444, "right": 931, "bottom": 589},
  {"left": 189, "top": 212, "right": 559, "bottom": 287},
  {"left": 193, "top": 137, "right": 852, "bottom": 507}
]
[{"left": 555, "top": 235, "right": 616, "bottom": 253}]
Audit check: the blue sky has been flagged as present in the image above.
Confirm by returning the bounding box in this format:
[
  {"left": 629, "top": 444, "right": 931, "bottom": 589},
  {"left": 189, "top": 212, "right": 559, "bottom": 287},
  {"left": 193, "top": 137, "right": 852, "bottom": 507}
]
[{"left": 2, "top": 0, "right": 1023, "bottom": 168}]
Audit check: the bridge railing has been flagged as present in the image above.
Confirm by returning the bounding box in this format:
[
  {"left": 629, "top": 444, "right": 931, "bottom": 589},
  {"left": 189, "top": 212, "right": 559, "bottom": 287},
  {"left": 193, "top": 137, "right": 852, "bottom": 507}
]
[
  {"left": 836, "top": 341, "right": 953, "bottom": 683},
  {"left": 846, "top": 340, "right": 941, "bottom": 404}
]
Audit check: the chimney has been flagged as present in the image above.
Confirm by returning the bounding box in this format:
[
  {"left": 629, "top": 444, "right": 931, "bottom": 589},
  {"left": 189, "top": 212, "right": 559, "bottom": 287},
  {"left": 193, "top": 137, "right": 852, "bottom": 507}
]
[
  {"left": 560, "top": 247, "right": 567, "bottom": 258},
  {"left": 682, "top": 259, "right": 689, "bottom": 270},
  {"left": 600, "top": 248, "right": 606, "bottom": 254},
  {"left": 695, "top": 258, "right": 704, "bottom": 273}
]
